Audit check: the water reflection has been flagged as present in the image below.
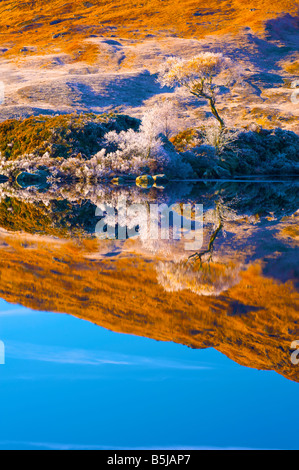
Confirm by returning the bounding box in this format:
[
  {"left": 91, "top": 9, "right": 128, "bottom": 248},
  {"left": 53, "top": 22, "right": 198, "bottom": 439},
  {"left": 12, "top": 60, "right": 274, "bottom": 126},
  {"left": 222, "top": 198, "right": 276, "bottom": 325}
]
[{"left": 0, "top": 179, "right": 298, "bottom": 382}]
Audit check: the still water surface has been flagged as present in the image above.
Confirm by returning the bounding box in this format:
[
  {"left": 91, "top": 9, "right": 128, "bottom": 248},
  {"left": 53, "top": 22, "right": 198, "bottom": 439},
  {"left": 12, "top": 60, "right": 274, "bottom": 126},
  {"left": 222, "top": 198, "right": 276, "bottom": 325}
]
[{"left": 0, "top": 180, "right": 298, "bottom": 450}]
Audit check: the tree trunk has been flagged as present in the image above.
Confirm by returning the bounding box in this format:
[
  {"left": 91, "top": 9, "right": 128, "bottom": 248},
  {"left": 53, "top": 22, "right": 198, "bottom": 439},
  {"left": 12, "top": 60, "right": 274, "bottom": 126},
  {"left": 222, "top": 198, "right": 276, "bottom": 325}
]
[
  {"left": 209, "top": 98, "right": 225, "bottom": 129},
  {"left": 190, "top": 90, "right": 225, "bottom": 129}
]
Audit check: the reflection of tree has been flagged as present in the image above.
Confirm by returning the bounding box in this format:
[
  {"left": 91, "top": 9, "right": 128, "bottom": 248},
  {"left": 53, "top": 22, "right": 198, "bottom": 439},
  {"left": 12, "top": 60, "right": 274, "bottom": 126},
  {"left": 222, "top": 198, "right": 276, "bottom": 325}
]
[
  {"left": 157, "top": 258, "right": 241, "bottom": 297},
  {"left": 156, "top": 200, "right": 243, "bottom": 296},
  {"left": 188, "top": 203, "right": 223, "bottom": 264},
  {"left": 154, "top": 201, "right": 232, "bottom": 295}
]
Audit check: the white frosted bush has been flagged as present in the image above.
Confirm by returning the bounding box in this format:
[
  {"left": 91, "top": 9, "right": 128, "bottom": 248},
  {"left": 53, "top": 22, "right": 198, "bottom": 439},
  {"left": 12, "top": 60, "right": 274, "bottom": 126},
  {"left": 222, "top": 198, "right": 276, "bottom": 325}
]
[
  {"left": 0, "top": 105, "right": 193, "bottom": 180},
  {"left": 204, "top": 124, "right": 240, "bottom": 154}
]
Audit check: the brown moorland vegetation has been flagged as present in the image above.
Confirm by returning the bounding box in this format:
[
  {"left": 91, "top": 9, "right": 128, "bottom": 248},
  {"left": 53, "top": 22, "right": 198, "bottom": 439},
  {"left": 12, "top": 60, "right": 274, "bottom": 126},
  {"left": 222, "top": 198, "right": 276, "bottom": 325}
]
[
  {"left": 0, "top": 113, "right": 139, "bottom": 160},
  {"left": 0, "top": 1, "right": 298, "bottom": 60}
]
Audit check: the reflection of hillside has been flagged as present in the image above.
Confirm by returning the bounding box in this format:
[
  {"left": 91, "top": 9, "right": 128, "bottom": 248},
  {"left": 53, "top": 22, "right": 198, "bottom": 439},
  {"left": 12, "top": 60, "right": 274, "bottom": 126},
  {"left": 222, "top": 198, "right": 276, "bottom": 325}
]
[
  {"left": 0, "top": 225, "right": 298, "bottom": 382},
  {"left": 0, "top": 181, "right": 298, "bottom": 381}
]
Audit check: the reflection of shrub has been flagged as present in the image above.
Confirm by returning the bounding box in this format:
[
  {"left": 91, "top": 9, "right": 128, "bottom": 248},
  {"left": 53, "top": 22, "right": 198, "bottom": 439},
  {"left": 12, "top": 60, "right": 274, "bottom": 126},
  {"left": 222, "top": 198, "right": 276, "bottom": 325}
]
[
  {"left": 157, "top": 260, "right": 241, "bottom": 297},
  {"left": 0, "top": 195, "right": 97, "bottom": 237}
]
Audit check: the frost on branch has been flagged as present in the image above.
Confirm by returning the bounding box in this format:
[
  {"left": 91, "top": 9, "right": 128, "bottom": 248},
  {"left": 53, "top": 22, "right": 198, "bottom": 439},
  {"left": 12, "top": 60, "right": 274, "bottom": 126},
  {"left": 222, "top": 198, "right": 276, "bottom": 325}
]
[
  {"left": 0, "top": 108, "right": 193, "bottom": 181},
  {"left": 157, "top": 53, "right": 239, "bottom": 129},
  {"left": 95, "top": 104, "right": 193, "bottom": 178}
]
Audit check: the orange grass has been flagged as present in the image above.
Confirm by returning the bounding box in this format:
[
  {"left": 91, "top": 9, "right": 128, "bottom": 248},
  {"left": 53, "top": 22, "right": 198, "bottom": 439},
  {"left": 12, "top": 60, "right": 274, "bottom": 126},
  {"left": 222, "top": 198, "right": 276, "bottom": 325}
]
[
  {"left": 0, "top": 1, "right": 298, "bottom": 61},
  {"left": 284, "top": 60, "right": 299, "bottom": 75}
]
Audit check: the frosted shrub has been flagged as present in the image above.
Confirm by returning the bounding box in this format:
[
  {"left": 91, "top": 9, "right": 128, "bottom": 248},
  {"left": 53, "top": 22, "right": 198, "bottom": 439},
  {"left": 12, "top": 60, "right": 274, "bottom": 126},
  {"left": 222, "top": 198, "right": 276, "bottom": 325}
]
[
  {"left": 0, "top": 106, "right": 193, "bottom": 180},
  {"left": 93, "top": 107, "right": 194, "bottom": 178},
  {"left": 204, "top": 124, "right": 240, "bottom": 154},
  {"left": 91, "top": 130, "right": 166, "bottom": 176}
]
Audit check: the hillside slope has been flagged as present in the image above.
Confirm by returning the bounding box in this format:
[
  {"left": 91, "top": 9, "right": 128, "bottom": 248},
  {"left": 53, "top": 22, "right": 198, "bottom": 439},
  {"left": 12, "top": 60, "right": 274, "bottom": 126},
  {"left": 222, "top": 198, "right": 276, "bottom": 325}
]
[
  {"left": 0, "top": 0, "right": 298, "bottom": 59},
  {"left": 0, "top": 1, "right": 297, "bottom": 131}
]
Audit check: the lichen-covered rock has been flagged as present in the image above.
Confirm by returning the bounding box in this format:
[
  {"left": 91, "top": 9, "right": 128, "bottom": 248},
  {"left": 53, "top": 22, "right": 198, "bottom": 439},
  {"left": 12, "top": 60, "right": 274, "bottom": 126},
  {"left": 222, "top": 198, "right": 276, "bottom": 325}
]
[{"left": 136, "top": 175, "right": 155, "bottom": 188}]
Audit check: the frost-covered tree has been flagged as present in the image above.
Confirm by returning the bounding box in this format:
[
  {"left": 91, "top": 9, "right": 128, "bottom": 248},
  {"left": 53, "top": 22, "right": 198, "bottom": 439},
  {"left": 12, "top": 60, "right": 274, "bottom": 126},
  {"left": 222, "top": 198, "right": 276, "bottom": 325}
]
[
  {"left": 157, "top": 53, "right": 236, "bottom": 129},
  {"left": 143, "top": 100, "right": 180, "bottom": 139},
  {"left": 102, "top": 106, "right": 193, "bottom": 177}
]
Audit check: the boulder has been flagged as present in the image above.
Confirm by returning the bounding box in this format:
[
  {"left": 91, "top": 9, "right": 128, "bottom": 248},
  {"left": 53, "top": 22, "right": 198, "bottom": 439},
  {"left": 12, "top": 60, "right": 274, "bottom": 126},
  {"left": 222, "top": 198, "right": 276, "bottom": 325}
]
[{"left": 136, "top": 175, "right": 154, "bottom": 188}]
